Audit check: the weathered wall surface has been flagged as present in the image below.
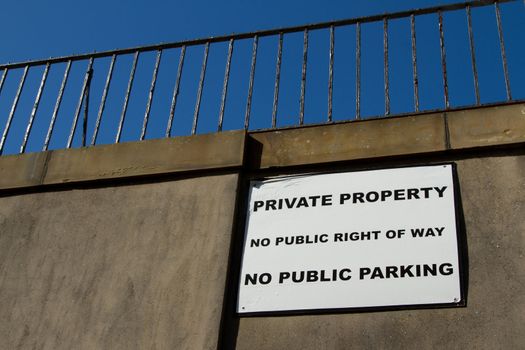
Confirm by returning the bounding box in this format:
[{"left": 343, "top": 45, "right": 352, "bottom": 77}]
[
  {"left": 0, "top": 173, "right": 239, "bottom": 349},
  {"left": 235, "top": 154, "right": 525, "bottom": 350},
  {"left": 0, "top": 104, "right": 523, "bottom": 349}
]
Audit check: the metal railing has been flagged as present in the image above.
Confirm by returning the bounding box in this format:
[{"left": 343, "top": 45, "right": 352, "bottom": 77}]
[{"left": 0, "top": 0, "right": 523, "bottom": 155}]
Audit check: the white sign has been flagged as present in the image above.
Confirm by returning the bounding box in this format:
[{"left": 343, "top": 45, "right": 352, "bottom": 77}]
[{"left": 237, "top": 164, "right": 462, "bottom": 314}]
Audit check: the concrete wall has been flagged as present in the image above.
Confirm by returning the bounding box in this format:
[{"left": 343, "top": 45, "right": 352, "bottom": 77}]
[
  {"left": 0, "top": 174, "right": 239, "bottom": 349},
  {"left": 0, "top": 104, "right": 523, "bottom": 349}
]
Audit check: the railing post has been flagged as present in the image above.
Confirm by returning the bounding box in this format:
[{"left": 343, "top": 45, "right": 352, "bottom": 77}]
[{"left": 82, "top": 66, "right": 93, "bottom": 148}]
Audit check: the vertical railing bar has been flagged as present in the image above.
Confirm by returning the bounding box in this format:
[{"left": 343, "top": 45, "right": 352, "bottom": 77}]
[
  {"left": 438, "top": 11, "right": 450, "bottom": 109},
  {"left": 116, "top": 51, "right": 139, "bottom": 143},
  {"left": 244, "top": 35, "right": 258, "bottom": 130},
  {"left": 91, "top": 54, "right": 116, "bottom": 146},
  {"left": 495, "top": 2, "right": 512, "bottom": 101},
  {"left": 67, "top": 57, "right": 94, "bottom": 149},
  {"left": 81, "top": 68, "right": 93, "bottom": 148},
  {"left": 0, "top": 69, "right": 7, "bottom": 97},
  {"left": 299, "top": 29, "right": 309, "bottom": 125},
  {"left": 328, "top": 26, "right": 334, "bottom": 122},
  {"left": 0, "top": 66, "right": 29, "bottom": 155},
  {"left": 466, "top": 6, "right": 480, "bottom": 106},
  {"left": 356, "top": 22, "right": 361, "bottom": 120},
  {"left": 166, "top": 46, "right": 186, "bottom": 137},
  {"left": 20, "top": 63, "right": 50, "bottom": 153},
  {"left": 140, "top": 49, "right": 163, "bottom": 141},
  {"left": 384, "top": 18, "right": 390, "bottom": 116},
  {"left": 192, "top": 42, "right": 210, "bottom": 135},
  {"left": 44, "top": 60, "right": 71, "bottom": 151},
  {"left": 271, "top": 33, "right": 283, "bottom": 129},
  {"left": 411, "top": 14, "right": 419, "bottom": 113},
  {"left": 218, "top": 39, "right": 234, "bottom": 132},
  {"left": 0, "top": 68, "right": 7, "bottom": 146}
]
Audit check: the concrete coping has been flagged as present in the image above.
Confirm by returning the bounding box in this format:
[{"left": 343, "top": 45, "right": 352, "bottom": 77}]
[
  {"left": 249, "top": 103, "right": 525, "bottom": 169},
  {"left": 0, "top": 103, "right": 523, "bottom": 191},
  {"left": 0, "top": 130, "right": 246, "bottom": 190}
]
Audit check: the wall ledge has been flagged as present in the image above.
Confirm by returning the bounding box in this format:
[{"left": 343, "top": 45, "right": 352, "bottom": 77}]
[{"left": 1, "top": 104, "right": 523, "bottom": 191}]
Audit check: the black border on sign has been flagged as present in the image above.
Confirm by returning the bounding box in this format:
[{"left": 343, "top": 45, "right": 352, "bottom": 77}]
[{"left": 236, "top": 162, "right": 467, "bottom": 317}]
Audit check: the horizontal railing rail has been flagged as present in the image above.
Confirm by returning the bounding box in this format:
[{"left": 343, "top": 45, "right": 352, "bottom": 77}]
[{"left": 0, "top": 0, "right": 523, "bottom": 155}]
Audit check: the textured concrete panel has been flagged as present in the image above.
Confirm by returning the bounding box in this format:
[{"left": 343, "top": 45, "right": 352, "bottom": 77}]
[
  {"left": 249, "top": 114, "right": 446, "bottom": 169},
  {"left": 44, "top": 130, "right": 245, "bottom": 184},
  {"left": 236, "top": 155, "right": 525, "bottom": 350},
  {"left": 448, "top": 103, "right": 525, "bottom": 149},
  {"left": 0, "top": 173, "right": 239, "bottom": 349},
  {"left": 0, "top": 152, "right": 48, "bottom": 190}
]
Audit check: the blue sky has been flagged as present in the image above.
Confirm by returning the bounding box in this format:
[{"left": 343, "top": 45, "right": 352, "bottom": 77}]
[{"left": 0, "top": 0, "right": 524, "bottom": 154}]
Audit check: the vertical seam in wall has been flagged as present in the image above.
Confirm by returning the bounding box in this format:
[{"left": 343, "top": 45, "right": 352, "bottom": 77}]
[
  {"left": 39, "top": 151, "right": 52, "bottom": 185},
  {"left": 217, "top": 131, "right": 248, "bottom": 350},
  {"left": 444, "top": 112, "right": 451, "bottom": 150}
]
